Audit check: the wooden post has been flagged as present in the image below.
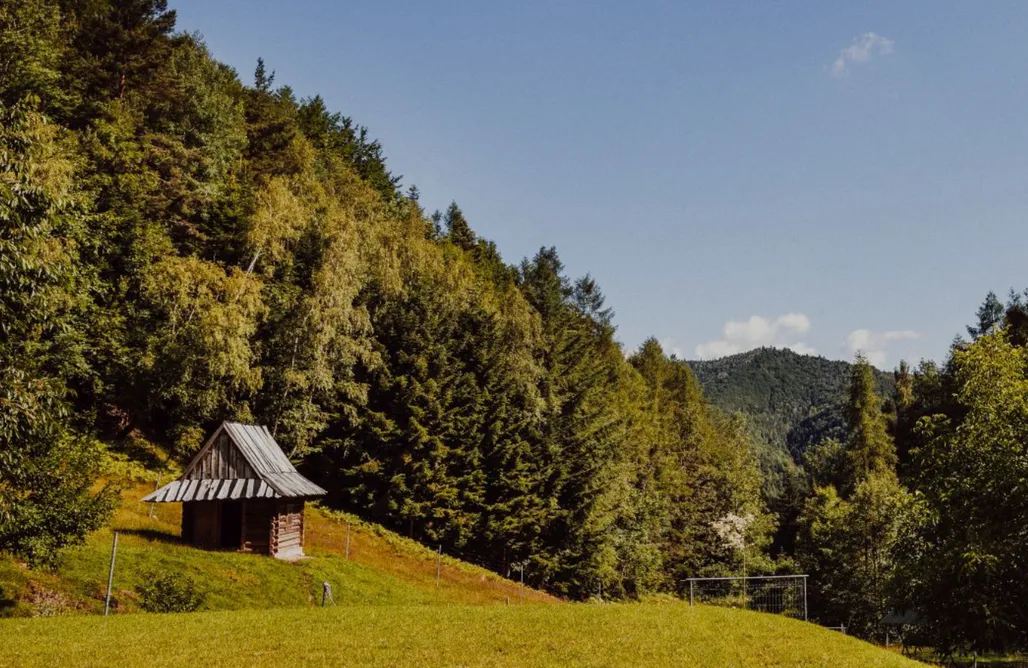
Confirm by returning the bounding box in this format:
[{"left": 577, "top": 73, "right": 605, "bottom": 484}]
[
  {"left": 345, "top": 521, "right": 350, "bottom": 560},
  {"left": 147, "top": 474, "right": 161, "bottom": 519},
  {"left": 104, "top": 532, "right": 119, "bottom": 617},
  {"left": 436, "top": 545, "right": 442, "bottom": 587}
]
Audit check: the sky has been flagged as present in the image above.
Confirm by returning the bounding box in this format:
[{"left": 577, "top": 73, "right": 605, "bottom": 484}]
[{"left": 170, "top": 0, "right": 1028, "bottom": 368}]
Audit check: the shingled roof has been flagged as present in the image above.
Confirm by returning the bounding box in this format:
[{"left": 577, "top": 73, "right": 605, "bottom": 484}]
[{"left": 142, "top": 422, "right": 326, "bottom": 503}]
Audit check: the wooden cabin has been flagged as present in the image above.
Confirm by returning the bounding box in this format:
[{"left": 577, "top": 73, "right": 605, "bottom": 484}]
[{"left": 142, "top": 422, "right": 326, "bottom": 559}]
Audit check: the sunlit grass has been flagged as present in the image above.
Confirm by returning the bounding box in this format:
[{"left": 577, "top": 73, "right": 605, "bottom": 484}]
[
  {"left": 0, "top": 482, "right": 552, "bottom": 616},
  {"left": 0, "top": 602, "right": 923, "bottom": 668}
]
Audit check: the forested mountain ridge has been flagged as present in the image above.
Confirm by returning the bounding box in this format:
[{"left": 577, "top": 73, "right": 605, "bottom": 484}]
[
  {"left": 4, "top": 1, "right": 1028, "bottom": 656},
  {"left": 0, "top": 0, "right": 769, "bottom": 601},
  {"left": 689, "top": 347, "right": 894, "bottom": 461}
]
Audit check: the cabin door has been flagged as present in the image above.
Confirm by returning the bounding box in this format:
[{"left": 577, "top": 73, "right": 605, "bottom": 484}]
[{"left": 220, "top": 501, "right": 243, "bottom": 548}]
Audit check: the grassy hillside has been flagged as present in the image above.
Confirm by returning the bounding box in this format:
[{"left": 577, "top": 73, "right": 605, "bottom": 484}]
[
  {"left": 689, "top": 347, "right": 894, "bottom": 462},
  {"left": 0, "top": 474, "right": 553, "bottom": 617},
  {"left": 0, "top": 602, "right": 922, "bottom": 668}
]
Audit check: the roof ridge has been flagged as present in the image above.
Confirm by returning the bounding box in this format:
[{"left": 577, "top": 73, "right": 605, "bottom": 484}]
[{"left": 143, "top": 422, "right": 325, "bottom": 502}]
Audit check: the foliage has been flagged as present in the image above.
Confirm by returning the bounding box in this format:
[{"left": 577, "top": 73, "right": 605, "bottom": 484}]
[
  {"left": 899, "top": 329, "right": 1028, "bottom": 654},
  {"left": 0, "top": 102, "right": 116, "bottom": 567},
  {"left": 798, "top": 472, "right": 915, "bottom": 638},
  {"left": 797, "top": 355, "right": 913, "bottom": 639},
  {"left": 0, "top": 0, "right": 809, "bottom": 601},
  {"left": 136, "top": 571, "right": 205, "bottom": 613}
]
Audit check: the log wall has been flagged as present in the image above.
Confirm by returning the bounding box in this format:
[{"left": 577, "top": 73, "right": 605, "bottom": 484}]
[
  {"left": 270, "top": 501, "right": 305, "bottom": 558},
  {"left": 180, "top": 499, "right": 307, "bottom": 557}
]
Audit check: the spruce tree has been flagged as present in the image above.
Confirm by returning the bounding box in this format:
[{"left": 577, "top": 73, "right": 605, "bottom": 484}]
[
  {"left": 445, "top": 202, "right": 476, "bottom": 251},
  {"left": 844, "top": 354, "right": 898, "bottom": 485}
]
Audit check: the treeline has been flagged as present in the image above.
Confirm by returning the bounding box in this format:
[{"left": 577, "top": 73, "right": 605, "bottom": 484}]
[
  {"left": 790, "top": 290, "right": 1028, "bottom": 655},
  {"left": 0, "top": 0, "right": 768, "bottom": 598}
]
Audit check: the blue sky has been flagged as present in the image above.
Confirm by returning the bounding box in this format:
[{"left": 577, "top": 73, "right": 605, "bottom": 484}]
[{"left": 171, "top": 1, "right": 1028, "bottom": 368}]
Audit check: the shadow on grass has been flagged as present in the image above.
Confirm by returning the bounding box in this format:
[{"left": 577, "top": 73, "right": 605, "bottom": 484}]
[
  {"left": 0, "top": 584, "right": 18, "bottom": 617},
  {"left": 114, "top": 528, "right": 182, "bottom": 544}
]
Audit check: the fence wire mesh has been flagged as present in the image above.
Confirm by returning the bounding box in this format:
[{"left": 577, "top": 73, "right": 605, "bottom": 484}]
[{"left": 685, "top": 575, "right": 808, "bottom": 620}]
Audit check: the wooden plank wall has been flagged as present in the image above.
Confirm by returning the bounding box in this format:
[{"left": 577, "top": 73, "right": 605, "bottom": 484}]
[
  {"left": 187, "top": 433, "right": 257, "bottom": 480},
  {"left": 182, "top": 502, "right": 195, "bottom": 543},
  {"left": 187, "top": 501, "right": 221, "bottom": 548},
  {"left": 270, "top": 501, "right": 305, "bottom": 557}
]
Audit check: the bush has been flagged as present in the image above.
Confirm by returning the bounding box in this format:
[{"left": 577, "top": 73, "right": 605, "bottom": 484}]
[{"left": 136, "top": 572, "right": 206, "bottom": 613}]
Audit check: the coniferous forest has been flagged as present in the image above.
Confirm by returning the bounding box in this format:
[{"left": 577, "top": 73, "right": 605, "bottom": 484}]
[{"left": 2, "top": 0, "right": 1028, "bottom": 657}]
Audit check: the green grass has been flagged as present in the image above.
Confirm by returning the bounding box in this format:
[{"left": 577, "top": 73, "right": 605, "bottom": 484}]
[
  {"left": 0, "top": 480, "right": 552, "bottom": 617},
  {"left": 0, "top": 466, "right": 922, "bottom": 666},
  {"left": 0, "top": 603, "right": 923, "bottom": 667}
]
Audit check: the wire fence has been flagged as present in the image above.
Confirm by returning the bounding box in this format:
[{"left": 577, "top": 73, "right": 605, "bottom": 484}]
[{"left": 685, "top": 575, "right": 808, "bottom": 621}]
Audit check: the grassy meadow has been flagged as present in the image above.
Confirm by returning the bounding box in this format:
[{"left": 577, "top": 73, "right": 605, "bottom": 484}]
[
  {"left": 0, "top": 477, "right": 552, "bottom": 617},
  {"left": 0, "top": 466, "right": 925, "bottom": 667},
  {"left": 0, "top": 602, "right": 923, "bottom": 668}
]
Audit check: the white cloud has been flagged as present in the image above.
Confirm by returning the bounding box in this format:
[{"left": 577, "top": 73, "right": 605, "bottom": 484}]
[
  {"left": 695, "top": 313, "right": 816, "bottom": 359},
  {"left": 844, "top": 329, "right": 919, "bottom": 368},
  {"left": 660, "top": 337, "right": 685, "bottom": 359},
  {"left": 831, "top": 32, "right": 894, "bottom": 77},
  {"left": 789, "top": 342, "right": 819, "bottom": 356}
]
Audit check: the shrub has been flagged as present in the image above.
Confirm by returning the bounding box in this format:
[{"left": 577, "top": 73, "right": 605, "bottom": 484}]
[
  {"left": 136, "top": 572, "right": 206, "bottom": 613},
  {"left": 26, "top": 583, "right": 71, "bottom": 617}
]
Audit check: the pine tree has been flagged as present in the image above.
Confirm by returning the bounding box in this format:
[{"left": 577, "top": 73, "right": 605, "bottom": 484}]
[
  {"left": 254, "top": 57, "right": 274, "bottom": 93},
  {"left": 58, "top": 0, "right": 177, "bottom": 116},
  {"left": 844, "top": 354, "right": 898, "bottom": 485},
  {"left": 798, "top": 353, "right": 912, "bottom": 638},
  {"left": 445, "top": 202, "right": 476, "bottom": 251}
]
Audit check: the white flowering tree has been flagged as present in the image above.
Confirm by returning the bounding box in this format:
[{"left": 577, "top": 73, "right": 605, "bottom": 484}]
[{"left": 713, "top": 512, "right": 755, "bottom": 579}]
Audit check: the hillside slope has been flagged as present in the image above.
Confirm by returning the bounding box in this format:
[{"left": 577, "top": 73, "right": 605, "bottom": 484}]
[
  {"left": 0, "top": 477, "right": 553, "bottom": 618},
  {"left": 0, "top": 602, "right": 922, "bottom": 668},
  {"left": 689, "top": 348, "right": 894, "bottom": 463}
]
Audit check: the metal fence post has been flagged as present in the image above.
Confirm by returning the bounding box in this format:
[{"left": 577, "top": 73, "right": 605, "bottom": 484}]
[
  {"left": 689, "top": 580, "right": 694, "bottom": 607},
  {"left": 802, "top": 576, "right": 808, "bottom": 622},
  {"left": 104, "top": 531, "right": 119, "bottom": 617}
]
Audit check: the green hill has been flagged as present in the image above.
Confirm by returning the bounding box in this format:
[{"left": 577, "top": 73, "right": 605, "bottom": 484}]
[
  {"left": 689, "top": 348, "right": 894, "bottom": 466},
  {"left": 0, "top": 602, "right": 921, "bottom": 668},
  {"left": 0, "top": 473, "right": 553, "bottom": 618}
]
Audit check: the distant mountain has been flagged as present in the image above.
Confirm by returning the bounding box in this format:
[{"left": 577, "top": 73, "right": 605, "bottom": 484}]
[{"left": 688, "top": 348, "right": 894, "bottom": 469}]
